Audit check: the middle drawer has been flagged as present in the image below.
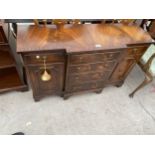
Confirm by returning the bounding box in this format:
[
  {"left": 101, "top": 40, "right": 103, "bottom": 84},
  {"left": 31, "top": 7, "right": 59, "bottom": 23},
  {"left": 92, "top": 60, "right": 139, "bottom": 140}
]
[
  {"left": 68, "top": 61, "right": 115, "bottom": 74},
  {"left": 68, "top": 71, "right": 110, "bottom": 85}
]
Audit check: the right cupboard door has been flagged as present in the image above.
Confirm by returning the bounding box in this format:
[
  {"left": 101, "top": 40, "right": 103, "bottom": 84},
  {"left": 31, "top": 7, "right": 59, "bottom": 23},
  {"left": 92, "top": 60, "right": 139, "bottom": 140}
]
[
  {"left": 109, "top": 57, "right": 136, "bottom": 82},
  {"left": 109, "top": 45, "right": 149, "bottom": 83}
]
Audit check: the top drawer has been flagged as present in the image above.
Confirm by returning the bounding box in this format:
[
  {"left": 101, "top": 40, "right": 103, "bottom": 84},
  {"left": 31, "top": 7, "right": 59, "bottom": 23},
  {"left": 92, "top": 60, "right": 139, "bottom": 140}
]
[
  {"left": 69, "top": 51, "right": 121, "bottom": 65},
  {"left": 23, "top": 52, "right": 65, "bottom": 65},
  {"left": 127, "top": 46, "right": 148, "bottom": 58},
  {"left": 127, "top": 46, "right": 148, "bottom": 61}
]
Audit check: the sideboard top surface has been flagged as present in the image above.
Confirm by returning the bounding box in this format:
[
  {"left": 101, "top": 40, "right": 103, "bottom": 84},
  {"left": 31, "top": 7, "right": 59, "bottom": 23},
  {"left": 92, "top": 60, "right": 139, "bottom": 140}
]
[{"left": 16, "top": 24, "right": 152, "bottom": 53}]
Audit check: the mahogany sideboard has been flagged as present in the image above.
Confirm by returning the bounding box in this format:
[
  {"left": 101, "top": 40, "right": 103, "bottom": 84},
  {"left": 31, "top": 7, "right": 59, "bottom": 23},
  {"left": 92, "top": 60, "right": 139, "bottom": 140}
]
[{"left": 16, "top": 23, "right": 153, "bottom": 101}]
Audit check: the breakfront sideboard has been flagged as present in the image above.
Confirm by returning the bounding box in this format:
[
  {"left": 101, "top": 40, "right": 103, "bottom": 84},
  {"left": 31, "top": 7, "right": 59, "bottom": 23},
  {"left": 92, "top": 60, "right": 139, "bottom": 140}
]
[{"left": 16, "top": 24, "right": 153, "bottom": 101}]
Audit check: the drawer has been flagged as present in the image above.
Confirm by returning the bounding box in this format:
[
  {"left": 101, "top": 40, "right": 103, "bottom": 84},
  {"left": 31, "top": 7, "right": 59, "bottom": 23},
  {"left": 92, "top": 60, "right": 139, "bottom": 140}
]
[
  {"left": 127, "top": 46, "right": 148, "bottom": 58},
  {"left": 68, "top": 61, "right": 116, "bottom": 74},
  {"left": 23, "top": 52, "right": 65, "bottom": 65},
  {"left": 68, "top": 71, "right": 109, "bottom": 84},
  {"left": 68, "top": 81, "right": 103, "bottom": 92},
  {"left": 69, "top": 51, "right": 120, "bottom": 65}
]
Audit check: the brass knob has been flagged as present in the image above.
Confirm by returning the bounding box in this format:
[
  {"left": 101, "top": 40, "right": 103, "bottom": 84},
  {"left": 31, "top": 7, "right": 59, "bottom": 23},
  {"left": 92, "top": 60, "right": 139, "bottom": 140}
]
[{"left": 36, "top": 55, "right": 40, "bottom": 59}]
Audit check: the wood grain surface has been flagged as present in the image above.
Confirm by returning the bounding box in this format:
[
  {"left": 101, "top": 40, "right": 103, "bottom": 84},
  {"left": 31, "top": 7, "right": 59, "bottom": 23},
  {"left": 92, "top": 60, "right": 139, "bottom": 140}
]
[{"left": 17, "top": 24, "right": 152, "bottom": 53}]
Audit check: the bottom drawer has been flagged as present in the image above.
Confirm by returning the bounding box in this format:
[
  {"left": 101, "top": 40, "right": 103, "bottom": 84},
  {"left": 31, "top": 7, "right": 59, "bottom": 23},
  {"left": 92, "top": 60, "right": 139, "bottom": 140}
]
[
  {"left": 68, "top": 71, "right": 109, "bottom": 84},
  {"left": 67, "top": 81, "right": 104, "bottom": 92}
]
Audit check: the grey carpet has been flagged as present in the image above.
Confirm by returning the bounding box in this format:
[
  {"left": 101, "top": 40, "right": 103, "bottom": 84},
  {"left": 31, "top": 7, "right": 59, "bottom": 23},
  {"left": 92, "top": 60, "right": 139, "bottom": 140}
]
[{"left": 0, "top": 65, "right": 155, "bottom": 134}]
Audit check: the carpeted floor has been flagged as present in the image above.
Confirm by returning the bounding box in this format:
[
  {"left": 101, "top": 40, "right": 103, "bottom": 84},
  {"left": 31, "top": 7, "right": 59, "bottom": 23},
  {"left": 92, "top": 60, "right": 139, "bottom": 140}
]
[{"left": 0, "top": 65, "right": 155, "bottom": 135}]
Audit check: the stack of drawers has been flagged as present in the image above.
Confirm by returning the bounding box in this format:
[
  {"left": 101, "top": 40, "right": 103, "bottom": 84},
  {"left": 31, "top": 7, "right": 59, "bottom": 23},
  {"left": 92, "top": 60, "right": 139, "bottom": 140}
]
[{"left": 65, "top": 50, "right": 121, "bottom": 95}]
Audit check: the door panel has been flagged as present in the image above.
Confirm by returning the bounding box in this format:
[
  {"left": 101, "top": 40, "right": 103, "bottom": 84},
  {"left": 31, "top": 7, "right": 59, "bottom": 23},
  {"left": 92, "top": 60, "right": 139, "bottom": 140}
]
[
  {"left": 110, "top": 58, "right": 135, "bottom": 82},
  {"left": 28, "top": 63, "right": 64, "bottom": 96}
]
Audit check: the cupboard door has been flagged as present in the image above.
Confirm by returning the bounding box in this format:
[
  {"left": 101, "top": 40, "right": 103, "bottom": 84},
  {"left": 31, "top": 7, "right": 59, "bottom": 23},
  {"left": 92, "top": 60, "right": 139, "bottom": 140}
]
[
  {"left": 28, "top": 63, "right": 64, "bottom": 98},
  {"left": 110, "top": 58, "right": 135, "bottom": 82},
  {"left": 109, "top": 46, "right": 149, "bottom": 83}
]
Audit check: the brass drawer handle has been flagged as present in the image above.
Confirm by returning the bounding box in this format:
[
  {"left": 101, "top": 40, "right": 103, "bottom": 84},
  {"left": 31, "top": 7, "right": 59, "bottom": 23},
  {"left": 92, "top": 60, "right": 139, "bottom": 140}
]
[
  {"left": 133, "top": 48, "right": 138, "bottom": 52},
  {"left": 41, "top": 56, "right": 51, "bottom": 82}
]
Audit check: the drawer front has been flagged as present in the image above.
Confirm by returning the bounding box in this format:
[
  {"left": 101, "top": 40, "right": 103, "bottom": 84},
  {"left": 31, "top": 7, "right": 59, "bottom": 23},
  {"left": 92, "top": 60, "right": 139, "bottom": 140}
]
[
  {"left": 28, "top": 63, "right": 64, "bottom": 95},
  {"left": 69, "top": 51, "right": 120, "bottom": 65},
  {"left": 68, "top": 61, "right": 116, "bottom": 74},
  {"left": 24, "top": 52, "right": 65, "bottom": 65},
  {"left": 68, "top": 81, "right": 103, "bottom": 92},
  {"left": 68, "top": 71, "right": 110, "bottom": 84},
  {"left": 127, "top": 46, "right": 148, "bottom": 59}
]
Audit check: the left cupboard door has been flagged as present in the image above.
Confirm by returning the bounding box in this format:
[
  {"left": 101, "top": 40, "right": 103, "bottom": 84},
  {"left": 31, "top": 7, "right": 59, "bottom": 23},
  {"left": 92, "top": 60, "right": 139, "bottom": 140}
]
[{"left": 27, "top": 63, "right": 65, "bottom": 101}]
